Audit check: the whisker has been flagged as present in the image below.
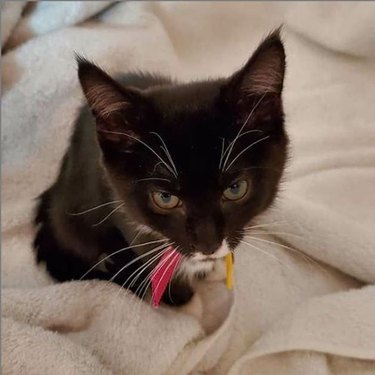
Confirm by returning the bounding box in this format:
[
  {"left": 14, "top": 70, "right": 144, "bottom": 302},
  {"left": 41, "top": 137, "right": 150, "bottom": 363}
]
[
  {"left": 134, "top": 270, "right": 153, "bottom": 303},
  {"left": 244, "top": 230, "right": 303, "bottom": 239},
  {"left": 114, "top": 245, "right": 171, "bottom": 303},
  {"left": 218, "top": 137, "right": 225, "bottom": 170},
  {"left": 150, "top": 250, "right": 181, "bottom": 307},
  {"left": 107, "top": 248, "right": 168, "bottom": 317},
  {"left": 79, "top": 238, "right": 167, "bottom": 280},
  {"left": 92, "top": 202, "right": 125, "bottom": 227},
  {"left": 221, "top": 129, "right": 262, "bottom": 161},
  {"left": 127, "top": 244, "right": 173, "bottom": 289},
  {"left": 240, "top": 240, "right": 290, "bottom": 269},
  {"left": 167, "top": 246, "right": 182, "bottom": 305},
  {"left": 245, "top": 235, "right": 330, "bottom": 277},
  {"left": 129, "top": 228, "right": 141, "bottom": 246},
  {"left": 133, "top": 246, "right": 176, "bottom": 307},
  {"left": 100, "top": 129, "right": 177, "bottom": 178},
  {"left": 132, "top": 246, "right": 172, "bottom": 301},
  {"left": 243, "top": 221, "right": 286, "bottom": 230},
  {"left": 128, "top": 247, "right": 172, "bottom": 313},
  {"left": 109, "top": 243, "right": 171, "bottom": 283},
  {"left": 221, "top": 93, "right": 267, "bottom": 171},
  {"left": 224, "top": 135, "right": 270, "bottom": 172},
  {"left": 68, "top": 200, "right": 123, "bottom": 216},
  {"left": 141, "top": 245, "right": 182, "bottom": 307},
  {"left": 152, "top": 161, "right": 163, "bottom": 175},
  {"left": 150, "top": 132, "right": 178, "bottom": 177}
]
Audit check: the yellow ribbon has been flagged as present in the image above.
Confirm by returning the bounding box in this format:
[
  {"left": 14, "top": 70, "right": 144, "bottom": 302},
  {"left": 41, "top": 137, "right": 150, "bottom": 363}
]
[{"left": 225, "top": 252, "right": 234, "bottom": 289}]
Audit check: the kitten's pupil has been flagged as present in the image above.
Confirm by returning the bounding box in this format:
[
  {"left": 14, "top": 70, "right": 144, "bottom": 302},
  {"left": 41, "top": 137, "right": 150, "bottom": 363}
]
[
  {"left": 230, "top": 183, "right": 240, "bottom": 194},
  {"left": 160, "top": 192, "right": 172, "bottom": 203}
]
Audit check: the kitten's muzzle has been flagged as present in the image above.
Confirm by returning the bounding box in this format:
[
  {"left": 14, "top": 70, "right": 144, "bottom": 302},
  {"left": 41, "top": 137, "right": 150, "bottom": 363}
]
[{"left": 191, "top": 241, "right": 230, "bottom": 260}]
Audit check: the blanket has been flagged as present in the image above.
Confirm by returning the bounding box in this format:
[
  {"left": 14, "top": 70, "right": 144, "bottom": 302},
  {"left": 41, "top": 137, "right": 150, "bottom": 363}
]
[{"left": 2, "top": 2, "right": 375, "bottom": 374}]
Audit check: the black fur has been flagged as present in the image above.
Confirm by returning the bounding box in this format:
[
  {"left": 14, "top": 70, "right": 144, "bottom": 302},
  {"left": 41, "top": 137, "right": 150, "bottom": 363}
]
[{"left": 33, "top": 30, "right": 288, "bottom": 306}]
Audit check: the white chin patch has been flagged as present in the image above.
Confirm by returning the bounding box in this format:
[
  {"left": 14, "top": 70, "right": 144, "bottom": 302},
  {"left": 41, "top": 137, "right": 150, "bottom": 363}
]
[
  {"left": 177, "top": 240, "right": 230, "bottom": 280},
  {"left": 178, "top": 258, "right": 215, "bottom": 279},
  {"left": 191, "top": 241, "right": 230, "bottom": 261}
]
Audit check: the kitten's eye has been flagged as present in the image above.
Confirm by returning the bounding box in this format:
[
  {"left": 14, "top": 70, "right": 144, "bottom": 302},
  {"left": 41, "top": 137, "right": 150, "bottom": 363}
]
[
  {"left": 151, "top": 191, "right": 181, "bottom": 209},
  {"left": 223, "top": 180, "right": 249, "bottom": 201}
]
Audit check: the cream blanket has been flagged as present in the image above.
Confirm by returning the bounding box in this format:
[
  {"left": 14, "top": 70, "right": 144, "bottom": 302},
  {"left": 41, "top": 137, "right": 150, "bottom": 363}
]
[{"left": 2, "top": 2, "right": 375, "bottom": 374}]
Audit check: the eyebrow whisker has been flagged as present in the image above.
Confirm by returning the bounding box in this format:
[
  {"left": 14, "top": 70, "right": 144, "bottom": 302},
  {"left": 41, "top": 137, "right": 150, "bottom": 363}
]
[
  {"left": 221, "top": 92, "right": 267, "bottom": 172},
  {"left": 100, "top": 129, "right": 177, "bottom": 178}
]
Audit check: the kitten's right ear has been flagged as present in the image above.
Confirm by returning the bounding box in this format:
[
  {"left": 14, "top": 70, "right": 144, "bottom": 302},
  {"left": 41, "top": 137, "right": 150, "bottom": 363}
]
[
  {"left": 77, "top": 56, "right": 135, "bottom": 119},
  {"left": 76, "top": 56, "right": 146, "bottom": 147}
]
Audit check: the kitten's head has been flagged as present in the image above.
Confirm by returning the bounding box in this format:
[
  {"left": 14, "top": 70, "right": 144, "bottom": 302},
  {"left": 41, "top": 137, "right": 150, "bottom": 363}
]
[{"left": 77, "top": 30, "right": 288, "bottom": 264}]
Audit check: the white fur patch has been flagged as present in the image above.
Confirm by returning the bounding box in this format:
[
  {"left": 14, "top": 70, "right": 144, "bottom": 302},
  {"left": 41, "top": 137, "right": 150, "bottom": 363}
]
[
  {"left": 178, "top": 259, "right": 215, "bottom": 278},
  {"left": 191, "top": 241, "right": 230, "bottom": 261},
  {"left": 178, "top": 240, "right": 230, "bottom": 280}
]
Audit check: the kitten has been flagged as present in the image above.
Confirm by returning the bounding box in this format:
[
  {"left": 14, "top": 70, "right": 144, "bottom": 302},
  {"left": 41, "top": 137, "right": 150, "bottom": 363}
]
[{"left": 34, "top": 30, "right": 288, "bottom": 306}]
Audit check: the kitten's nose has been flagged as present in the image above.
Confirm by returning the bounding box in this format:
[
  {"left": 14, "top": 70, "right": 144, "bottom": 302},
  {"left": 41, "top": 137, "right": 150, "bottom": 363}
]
[
  {"left": 191, "top": 216, "right": 223, "bottom": 255},
  {"left": 200, "top": 244, "right": 220, "bottom": 256},
  {"left": 194, "top": 238, "right": 222, "bottom": 255},
  {"left": 193, "top": 241, "right": 230, "bottom": 260}
]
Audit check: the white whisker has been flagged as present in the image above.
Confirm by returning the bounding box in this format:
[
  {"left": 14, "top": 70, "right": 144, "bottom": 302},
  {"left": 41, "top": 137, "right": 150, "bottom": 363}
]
[
  {"left": 246, "top": 235, "right": 330, "bottom": 277},
  {"left": 150, "top": 250, "right": 180, "bottom": 307},
  {"left": 132, "top": 246, "right": 177, "bottom": 308},
  {"left": 167, "top": 246, "right": 182, "bottom": 305},
  {"left": 127, "top": 244, "right": 173, "bottom": 289},
  {"left": 129, "top": 228, "right": 141, "bottom": 246},
  {"left": 79, "top": 238, "right": 167, "bottom": 280},
  {"left": 92, "top": 202, "right": 125, "bottom": 227},
  {"left": 224, "top": 135, "right": 270, "bottom": 172},
  {"left": 221, "top": 129, "right": 262, "bottom": 160},
  {"left": 244, "top": 230, "right": 303, "bottom": 239},
  {"left": 100, "top": 129, "right": 177, "bottom": 178},
  {"left": 218, "top": 137, "right": 225, "bottom": 169},
  {"left": 131, "top": 246, "right": 172, "bottom": 300},
  {"left": 240, "top": 239, "right": 290, "bottom": 269},
  {"left": 128, "top": 247, "right": 172, "bottom": 315},
  {"left": 243, "top": 221, "right": 286, "bottom": 230},
  {"left": 150, "top": 132, "right": 178, "bottom": 177},
  {"left": 109, "top": 243, "right": 171, "bottom": 283},
  {"left": 114, "top": 245, "right": 171, "bottom": 302},
  {"left": 68, "top": 200, "right": 122, "bottom": 216},
  {"left": 221, "top": 93, "right": 267, "bottom": 172}
]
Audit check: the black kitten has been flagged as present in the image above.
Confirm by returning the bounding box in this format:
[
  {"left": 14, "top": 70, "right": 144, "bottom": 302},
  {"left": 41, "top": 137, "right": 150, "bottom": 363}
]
[{"left": 34, "top": 30, "right": 288, "bottom": 306}]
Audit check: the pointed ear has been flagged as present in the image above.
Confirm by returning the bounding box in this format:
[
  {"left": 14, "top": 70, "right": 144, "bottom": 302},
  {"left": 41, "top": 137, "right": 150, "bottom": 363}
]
[
  {"left": 227, "top": 29, "right": 286, "bottom": 99},
  {"left": 77, "top": 57, "right": 134, "bottom": 118},
  {"left": 76, "top": 56, "right": 146, "bottom": 148},
  {"left": 222, "top": 30, "right": 286, "bottom": 135}
]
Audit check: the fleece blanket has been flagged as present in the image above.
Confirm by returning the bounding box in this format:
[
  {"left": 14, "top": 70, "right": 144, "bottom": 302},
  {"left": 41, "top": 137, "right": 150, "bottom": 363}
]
[{"left": 2, "top": 2, "right": 375, "bottom": 374}]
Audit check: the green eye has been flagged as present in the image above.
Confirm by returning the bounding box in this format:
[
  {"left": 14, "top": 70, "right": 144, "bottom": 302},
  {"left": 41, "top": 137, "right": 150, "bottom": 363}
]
[
  {"left": 151, "top": 191, "right": 181, "bottom": 209},
  {"left": 223, "top": 180, "right": 249, "bottom": 201}
]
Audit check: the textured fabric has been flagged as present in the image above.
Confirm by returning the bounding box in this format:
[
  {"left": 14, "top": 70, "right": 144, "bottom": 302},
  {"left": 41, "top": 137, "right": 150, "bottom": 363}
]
[{"left": 2, "top": 2, "right": 375, "bottom": 374}]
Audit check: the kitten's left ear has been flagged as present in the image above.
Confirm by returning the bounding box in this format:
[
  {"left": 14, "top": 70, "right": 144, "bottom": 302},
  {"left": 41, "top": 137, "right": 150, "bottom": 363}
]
[
  {"left": 223, "top": 29, "right": 286, "bottom": 135},
  {"left": 228, "top": 29, "right": 286, "bottom": 98}
]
